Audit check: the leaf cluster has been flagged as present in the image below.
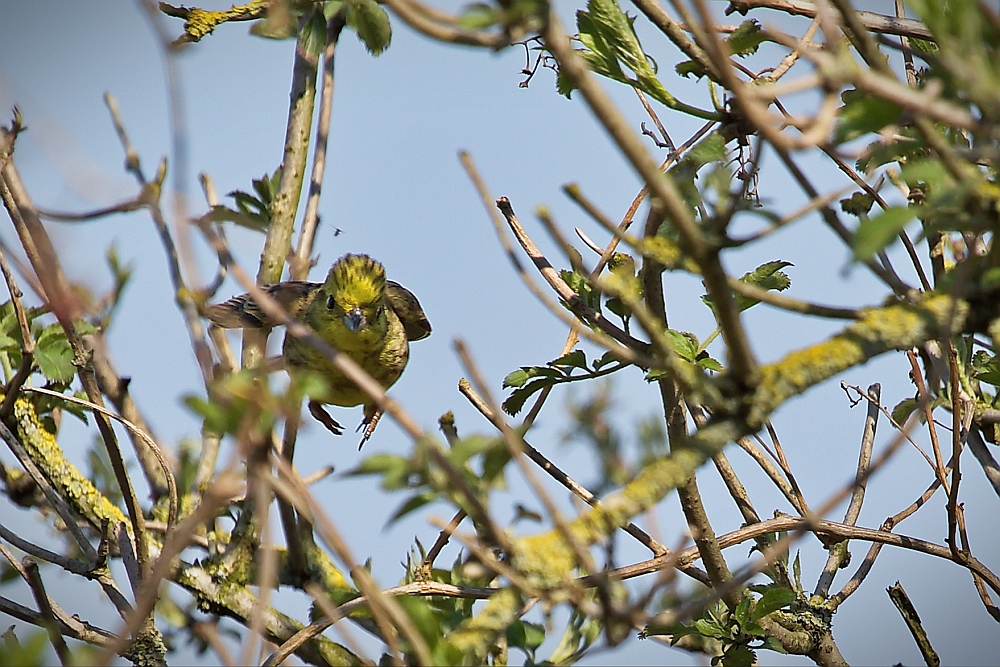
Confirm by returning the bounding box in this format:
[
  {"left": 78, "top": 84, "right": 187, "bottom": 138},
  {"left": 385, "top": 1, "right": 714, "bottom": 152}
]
[
  {"left": 349, "top": 432, "right": 510, "bottom": 525},
  {"left": 502, "top": 348, "right": 625, "bottom": 416},
  {"left": 645, "top": 585, "right": 797, "bottom": 666}
]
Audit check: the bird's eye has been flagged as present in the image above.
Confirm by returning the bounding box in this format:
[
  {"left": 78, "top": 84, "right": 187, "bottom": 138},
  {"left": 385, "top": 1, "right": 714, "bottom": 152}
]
[{"left": 326, "top": 295, "right": 336, "bottom": 310}]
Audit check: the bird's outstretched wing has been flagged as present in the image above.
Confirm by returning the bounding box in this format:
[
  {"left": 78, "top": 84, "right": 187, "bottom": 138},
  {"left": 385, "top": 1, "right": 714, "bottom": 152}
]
[
  {"left": 206, "top": 281, "right": 321, "bottom": 329},
  {"left": 385, "top": 280, "right": 431, "bottom": 341}
]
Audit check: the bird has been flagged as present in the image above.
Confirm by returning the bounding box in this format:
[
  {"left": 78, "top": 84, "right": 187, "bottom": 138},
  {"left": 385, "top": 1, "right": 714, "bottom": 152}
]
[{"left": 206, "top": 253, "right": 430, "bottom": 448}]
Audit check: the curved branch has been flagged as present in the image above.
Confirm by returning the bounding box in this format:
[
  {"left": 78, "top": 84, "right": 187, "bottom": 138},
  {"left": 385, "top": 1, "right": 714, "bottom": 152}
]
[{"left": 595, "top": 515, "right": 1000, "bottom": 597}]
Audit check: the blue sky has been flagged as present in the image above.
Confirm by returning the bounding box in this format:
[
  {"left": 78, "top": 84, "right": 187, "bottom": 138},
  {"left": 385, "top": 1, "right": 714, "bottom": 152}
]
[{"left": 1, "top": 1, "right": 998, "bottom": 664}]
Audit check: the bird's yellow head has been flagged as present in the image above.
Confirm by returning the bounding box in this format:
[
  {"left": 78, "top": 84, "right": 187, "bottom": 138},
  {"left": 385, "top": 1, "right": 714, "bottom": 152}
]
[{"left": 310, "top": 254, "right": 390, "bottom": 349}]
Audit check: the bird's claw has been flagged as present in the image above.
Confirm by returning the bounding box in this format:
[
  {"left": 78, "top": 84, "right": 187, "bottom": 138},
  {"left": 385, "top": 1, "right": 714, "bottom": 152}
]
[
  {"left": 357, "top": 408, "right": 383, "bottom": 450},
  {"left": 308, "top": 400, "right": 343, "bottom": 435}
]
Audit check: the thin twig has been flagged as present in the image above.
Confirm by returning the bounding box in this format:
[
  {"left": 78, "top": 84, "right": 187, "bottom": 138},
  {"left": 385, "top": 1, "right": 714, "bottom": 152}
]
[
  {"left": 22, "top": 558, "right": 71, "bottom": 666},
  {"left": 887, "top": 582, "right": 941, "bottom": 666},
  {"left": 815, "top": 383, "right": 879, "bottom": 598},
  {"left": 0, "top": 419, "right": 98, "bottom": 561},
  {"left": 292, "top": 13, "right": 346, "bottom": 281},
  {"left": 0, "top": 240, "right": 35, "bottom": 421},
  {"left": 457, "top": 151, "right": 652, "bottom": 370}
]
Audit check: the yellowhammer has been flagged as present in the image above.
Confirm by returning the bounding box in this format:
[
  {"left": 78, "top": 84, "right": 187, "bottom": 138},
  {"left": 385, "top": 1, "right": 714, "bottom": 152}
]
[{"left": 207, "top": 254, "right": 430, "bottom": 447}]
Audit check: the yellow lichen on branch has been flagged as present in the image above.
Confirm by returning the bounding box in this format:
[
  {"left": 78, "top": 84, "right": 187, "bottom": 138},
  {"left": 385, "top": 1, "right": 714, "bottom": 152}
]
[
  {"left": 446, "top": 587, "right": 522, "bottom": 658},
  {"left": 10, "top": 396, "right": 128, "bottom": 530},
  {"left": 510, "top": 294, "right": 967, "bottom": 585},
  {"left": 159, "top": 1, "right": 268, "bottom": 44},
  {"left": 750, "top": 293, "right": 967, "bottom": 425}
]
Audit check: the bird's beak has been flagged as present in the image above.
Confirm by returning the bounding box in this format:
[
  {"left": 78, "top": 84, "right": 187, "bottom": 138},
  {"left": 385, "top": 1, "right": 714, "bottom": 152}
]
[{"left": 342, "top": 308, "right": 366, "bottom": 333}]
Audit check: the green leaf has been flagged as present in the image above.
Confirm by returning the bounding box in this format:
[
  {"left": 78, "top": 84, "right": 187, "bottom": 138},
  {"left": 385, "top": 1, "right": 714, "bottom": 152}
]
[
  {"left": 852, "top": 206, "right": 916, "bottom": 261},
  {"left": 734, "top": 595, "right": 752, "bottom": 625},
  {"left": 502, "top": 378, "right": 552, "bottom": 416},
  {"left": 323, "top": 0, "right": 345, "bottom": 21},
  {"left": 349, "top": 453, "right": 409, "bottom": 475},
  {"left": 697, "top": 355, "right": 723, "bottom": 372},
  {"left": 898, "top": 158, "right": 953, "bottom": 192},
  {"left": 737, "top": 261, "right": 792, "bottom": 311},
  {"left": 891, "top": 397, "right": 919, "bottom": 424},
  {"left": 684, "top": 131, "right": 726, "bottom": 169},
  {"left": 0, "top": 331, "right": 18, "bottom": 351},
  {"left": 576, "top": 10, "right": 627, "bottom": 83},
  {"left": 973, "top": 352, "right": 1000, "bottom": 387},
  {"left": 592, "top": 350, "right": 619, "bottom": 370},
  {"left": 507, "top": 620, "right": 546, "bottom": 652},
  {"left": 502, "top": 368, "right": 531, "bottom": 388},
  {"left": 300, "top": 8, "right": 328, "bottom": 58},
  {"left": 387, "top": 490, "right": 436, "bottom": 525},
  {"left": 722, "top": 643, "right": 756, "bottom": 667},
  {"left": 663, "top": 329, "right": 697, "bottom": 361},
  {"left": 742, "top": 261, "right": 793, "bottom": 291},
  {"left": 448, "top": 433, "right": 497, "bottom": 465},
  {"left": 200, "top": 205, "right": 269, "bottom": 232},
  {"left": 675, "top": 59, "right": 706, "bottom": 78},
  {"left": 584, "top": 0, "right": 649, "bottom": 77},
  {"left": 763, "top": 635, "right": 789, "bottom": 654},
  {"left": 560, "top": 269, "right": 601, "bottom": 310},
  {"left": 839, "top": 192, "right": 876, "bottom": 217},
  {"left": 347, "top": 0, "right": 392, "bottom": 55},
  {"left": 725, "top": 19, "right": 765, "bottom": 56},
  {"left": 551, "top": 349, "right": 587, "bottom": 370},
  {"left": 751, "top": 586, "right": 796, "bottom": 622},
  {"left": 395, "top": 595, "right": 443, "bottom": 647},
  {"left": 35, "top": 325, "right": 75, "bottom": 383},
  {"left": 692, "top": 618, "right": 727, "bottom": 639},
  {"left": 834, "top": 89, "right": 903, "bottom": 145},
  {"left": 250, "top": 7, "right": 297, "bottom": 39},
  {"left": 458, "top": 3, "right": 498, "bottom": 28},
  {"left": 184, "top": 395, "right": 239, "bottom": 435}
]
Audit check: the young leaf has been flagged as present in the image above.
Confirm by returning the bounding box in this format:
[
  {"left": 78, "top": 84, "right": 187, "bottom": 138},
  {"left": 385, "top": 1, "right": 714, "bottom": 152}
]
[
  {"left": 299, "top": 8, "right": 328, "bottom": 58},
  {"left": 663, "top": 329, "right": 697, "bottom": 361},
  {"left": 387, "top": 490, "right": 436, "bottom": 525},
  {"left": 834, "top": 89, "right": 903, "bottom": 145},
  {"left": 734, "top": 260, "right": 793, "bottom": 311},
  {"left": 551, "top": 349, "right": 588, "bottom": 370},
  {"left": 891, "top": 397, "right": 919, "bottom": 424},
  {"left": 725, "top": 20, "right": 766, "bottom": 56},
  {"left": 852, "top": 206, "right": 916, "bottom": 261},
  {"left": 506, "top": 619, "right": 546, "bottom": 654},
  {"left": 459, "top": 3, "right": 498, "bottom": 29},
  {"left": 751, "top": 586, "right": 796, "bottom": 622},
  {"left": 347, "top": 0, "right": 392, "bottom": 56},
  {"left": 592, "top": 350, "right": 620, "bottom": 370},
  {"left": 703, "top": 261, "right": 792, "bottom": 313},
  {"left": 502, "top": 368, "right": 532, "bottom": 389},
  {"left": 697, "top": 355, "right": 723, "bottom": 372},
  {"left": 502, "top": 379, "right": 551, "bottom": 416},
  {"left": 684, "top": 131, "right": 726, "bottom": 170},
  {"left": 585, "top": 0, "right": 649, "bottom": 78},
  {"left": 839, "top": 192, "right": 876, "bottom": 217},
  {"left": 560, "top": 269, "right": 601, "bottom": 310},
  {"left": 721, "top": 643, "right": 756, "bottom": 667},
  {"left": 34, "top": 325, "right": 75, "bottom": 383}
]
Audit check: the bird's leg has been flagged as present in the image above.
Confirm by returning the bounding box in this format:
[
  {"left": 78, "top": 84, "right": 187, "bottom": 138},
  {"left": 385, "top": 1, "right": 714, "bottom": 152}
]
[
  {"left": 308, "top": 400, "right": 343, "bottom": 435},
  {"left": 357, "top": 404, "right": 383, "bottom": 449}
]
